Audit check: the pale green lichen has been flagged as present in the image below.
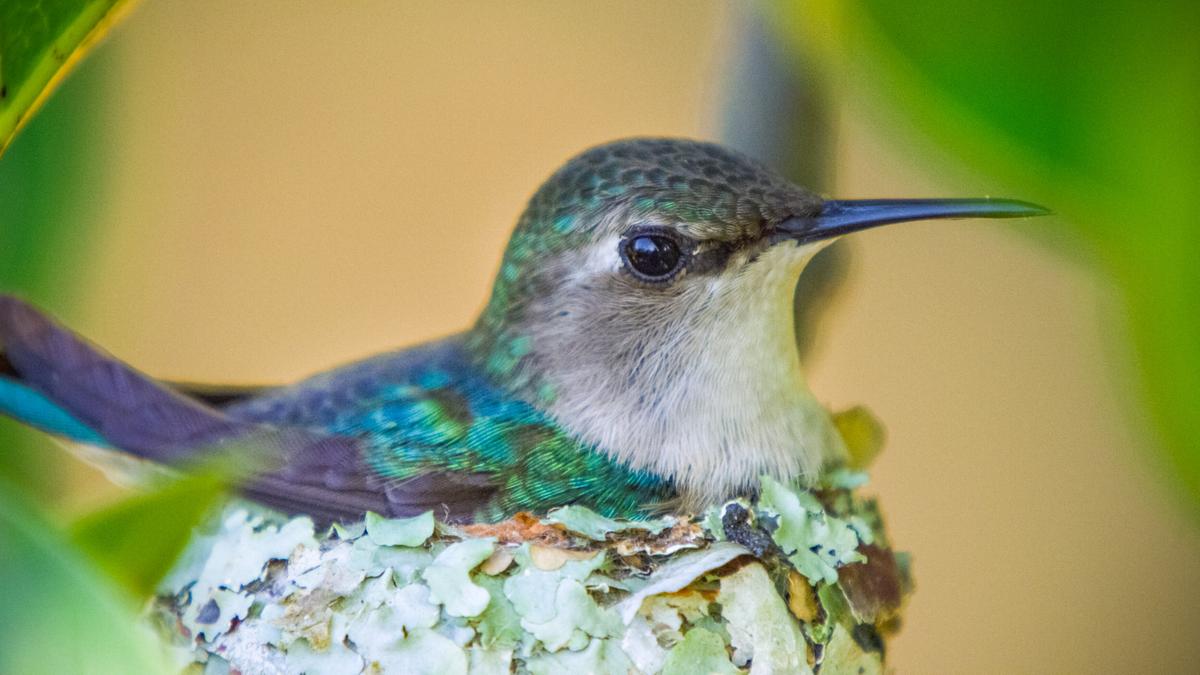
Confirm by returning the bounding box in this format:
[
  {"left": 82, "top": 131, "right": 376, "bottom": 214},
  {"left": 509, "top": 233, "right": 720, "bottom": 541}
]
[
  {"left": 759, "top": 475, "right": 867, "bottom": 585},
  {"left": 524, "top": 637, "right": 635, "bottom": 674},
  {"left": 502, "top": 544, "right": 606, "bottom": 622},
  {"left": 422, "top": 538, "right": 496, "bottom": 617},
  {"left": 369, "top": 626, "right": 467, "bottom": 674},
  {"left": 823, "top": 624, "right": 884, "bottom": 675},
  {"left": 521, "top": 577, "right": 622, "bottom": 650},
  {"left": 472, "top": 574, "right": 523, "bottom": 650},
  {"left": 344, "top": 583, "right": 440, "bottom": 648},
  {"left": 183, "top": 587, "right": 253, "bottom": 643},
  {"left": 718, "top": 562, "right": 812, "bottom": 674},
  {"left": 620, "top": 616, "right": 668, "bottom": 673},
  {"left": 283, "top": 638, "right": 363, "bottom": 675},
  {"left": 364, "top": 510, "right": 434, "bottom": 547},
  {"left": 346, "top": 536, "right": 432, "bottom": 581},
  {"left": 468, "top": 647, "right": 515, "bottom": 675},
  {"left": 544, "top": 505, "right": 675, "bottom": 540},
  {"left": 152, "top": 455, "right": 906, "bottom": 675},
  {"left": 661, "top": 627, "right": 741, "bottom": 675}
]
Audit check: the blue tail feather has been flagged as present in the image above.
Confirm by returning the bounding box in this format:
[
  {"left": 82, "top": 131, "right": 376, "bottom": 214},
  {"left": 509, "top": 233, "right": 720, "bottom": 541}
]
[
  {"left": 0, "top": 376, "right": 110, "bottom": 446},
  {"left": 0, "top": 294, "right": 245, "bottom": 459},
  {"left": 0, "top": 295, "right": 403, "bottom": 522}
]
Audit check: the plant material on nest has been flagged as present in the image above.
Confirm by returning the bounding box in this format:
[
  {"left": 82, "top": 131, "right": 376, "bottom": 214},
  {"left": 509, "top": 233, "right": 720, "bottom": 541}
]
[{"left": 149, "top": 407, "right": 909, "bottom": 674}]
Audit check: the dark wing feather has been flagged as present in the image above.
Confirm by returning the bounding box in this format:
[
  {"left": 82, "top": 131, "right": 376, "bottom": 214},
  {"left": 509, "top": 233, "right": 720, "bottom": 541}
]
[
  {"left": 0, "top": 295, "right": 242, "bottom": 458},
  {"left": 243, "top": 432, "right": 498, "bottom": 524},
  {"left": 1, "top": 294, "right": 498, "bottom": 523},
  {"left": 382, "top": 472, "right": 500, "bottom": 522}
]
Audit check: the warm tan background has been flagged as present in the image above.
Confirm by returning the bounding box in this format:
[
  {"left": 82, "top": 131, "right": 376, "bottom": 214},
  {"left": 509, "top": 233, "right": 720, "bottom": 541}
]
[{"left": 43, "top": 1, "right": 1200, "bottom": 672}]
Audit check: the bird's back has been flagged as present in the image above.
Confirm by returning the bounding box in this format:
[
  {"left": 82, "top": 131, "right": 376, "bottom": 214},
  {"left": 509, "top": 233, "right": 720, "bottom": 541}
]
[{"left": 223, "top": 336, "right": 676, "bottom": 520}]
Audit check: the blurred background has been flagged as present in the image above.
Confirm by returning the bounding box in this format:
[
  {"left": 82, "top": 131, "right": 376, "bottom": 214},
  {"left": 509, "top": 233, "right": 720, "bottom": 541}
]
[{"left": 2, "top": 1, "right": 1198, "bottom": 672}]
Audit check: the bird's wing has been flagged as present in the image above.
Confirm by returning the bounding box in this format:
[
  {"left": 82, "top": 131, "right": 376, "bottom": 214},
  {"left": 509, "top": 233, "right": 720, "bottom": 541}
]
[
  {"left": 248, "top": 469, "right": 499, "bottom": 524},
  {"left": 0, "top": 295, "right": 497, "bottom": 523},
  {"left": 244, "top": 436, "right": 498, "bottom": 524},
  {"left": 0, "top": 294, "right": 243, "bottom": 456}
]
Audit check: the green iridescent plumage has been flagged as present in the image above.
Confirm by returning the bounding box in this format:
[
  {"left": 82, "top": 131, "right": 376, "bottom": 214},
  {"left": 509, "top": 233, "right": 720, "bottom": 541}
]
[{"left": 225, "top": 338, "right": 675, "bottom": 520}]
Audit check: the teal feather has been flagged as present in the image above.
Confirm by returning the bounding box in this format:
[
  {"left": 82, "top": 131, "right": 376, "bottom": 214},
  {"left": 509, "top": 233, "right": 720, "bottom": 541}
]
[
  {"left": 0, "top": 378, "right": 110, "bottom": 447},
  {"left": 224, "top": 337, "right": 675, "bottom": 520}
]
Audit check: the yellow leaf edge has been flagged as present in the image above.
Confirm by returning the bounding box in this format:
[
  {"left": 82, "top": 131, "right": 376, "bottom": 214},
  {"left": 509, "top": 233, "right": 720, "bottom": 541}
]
[{"left": 0, "top": 0, "right": 141, "bottom": 158}]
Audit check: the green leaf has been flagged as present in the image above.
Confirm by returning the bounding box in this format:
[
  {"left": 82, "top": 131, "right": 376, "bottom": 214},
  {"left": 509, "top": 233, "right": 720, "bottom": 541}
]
[
  {"left": 0, "top": 2, "right": 115, "bottom": 499},
  {"left": 778, "top": 0, "right": 1200, "bottom": 510},
  {"left": 69, "top": 472, "right": 226, "bottom": 596},
  {"left": 0, "top": 0, "right": 138, "bottom": 157},
  {"left": 0, "top": 486, "right": 170, "bottom": 674}
]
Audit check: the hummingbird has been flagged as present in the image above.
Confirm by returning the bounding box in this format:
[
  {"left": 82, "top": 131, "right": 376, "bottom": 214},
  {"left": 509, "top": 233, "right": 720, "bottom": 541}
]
[{"left": 0, "top": 138, "right": 1046, "bottom": 523}]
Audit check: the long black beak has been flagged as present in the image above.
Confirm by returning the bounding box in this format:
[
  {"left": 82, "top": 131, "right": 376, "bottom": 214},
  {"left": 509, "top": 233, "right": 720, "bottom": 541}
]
[{"left": 776, "top": 198, "right": 1050, "bottom": 244}]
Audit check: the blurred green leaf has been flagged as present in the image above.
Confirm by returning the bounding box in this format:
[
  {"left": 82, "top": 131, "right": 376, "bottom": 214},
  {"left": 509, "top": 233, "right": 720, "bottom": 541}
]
[
  {"left": 70, "top": 472, "right": 227, "bottom": 597},
  {"left": 0, "top": 0, "right": 137, "bottom": 157},
  {"left": 0, "top": 1, "right": 117, "bottom": 498},
  {"left": 778, "top": 0, "right": 1200, "bottom": 510},
  {"left": 0, "top": 485, "right": 169, "bottom": 675}
]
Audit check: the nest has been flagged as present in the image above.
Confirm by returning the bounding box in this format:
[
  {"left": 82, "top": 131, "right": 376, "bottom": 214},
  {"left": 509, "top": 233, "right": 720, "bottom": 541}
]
[{"left": 149, "top": 408, "right": 909, "bottom": 674}]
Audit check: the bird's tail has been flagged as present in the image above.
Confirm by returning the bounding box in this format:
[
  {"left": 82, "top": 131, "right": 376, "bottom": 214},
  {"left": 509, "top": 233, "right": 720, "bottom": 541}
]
[
  {"left": 0, "top": 295, "right": 399, "bottom": 522},
  {"left": 0, "top": 294, "right": 245, "bottom": 461}
]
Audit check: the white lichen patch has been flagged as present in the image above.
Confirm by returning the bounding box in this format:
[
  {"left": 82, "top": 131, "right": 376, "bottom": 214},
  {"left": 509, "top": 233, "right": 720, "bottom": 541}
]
[
  {"left": 719, "top": 563, "right": 811, "bottom": 674},
  {"left": 151, "top": 446, "right": 907, "bottom": 675}
]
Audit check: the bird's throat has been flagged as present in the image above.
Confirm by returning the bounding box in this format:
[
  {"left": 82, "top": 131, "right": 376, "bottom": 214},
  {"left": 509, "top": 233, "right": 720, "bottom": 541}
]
[{"left": 498, "top": 242, "right": 845, "bottom": 509}]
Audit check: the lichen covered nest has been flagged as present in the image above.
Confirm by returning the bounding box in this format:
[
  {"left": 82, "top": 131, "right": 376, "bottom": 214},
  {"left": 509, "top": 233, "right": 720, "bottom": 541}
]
[{"left": 150, "top": 409, "right": 909, "bottom": 674}]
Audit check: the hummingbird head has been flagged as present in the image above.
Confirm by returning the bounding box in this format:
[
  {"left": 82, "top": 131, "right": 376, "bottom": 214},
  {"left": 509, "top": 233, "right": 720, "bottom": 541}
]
[{"left": 471, "top": 138, "right": 1045, "bottom": 509}]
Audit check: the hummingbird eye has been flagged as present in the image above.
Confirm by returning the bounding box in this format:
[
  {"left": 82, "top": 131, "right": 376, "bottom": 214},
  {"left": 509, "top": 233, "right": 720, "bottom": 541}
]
[{"left": 621, "top": 233, "right": 685, "bottom": 281}]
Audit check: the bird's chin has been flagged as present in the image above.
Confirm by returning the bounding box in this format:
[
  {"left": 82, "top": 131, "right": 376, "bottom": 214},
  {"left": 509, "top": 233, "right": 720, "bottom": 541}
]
[
  {"left": 745, "top": 235, "right": 830, "bottom": 277},
  {"left": 776, "top": 233, "right": 839, "bottom": 254}
]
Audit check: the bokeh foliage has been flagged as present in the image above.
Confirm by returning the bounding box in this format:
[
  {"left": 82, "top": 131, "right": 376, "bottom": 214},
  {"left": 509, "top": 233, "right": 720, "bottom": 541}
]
[
  {"left": 1, "top": 0, "right": 138, "bottom": 495},
  {"left": 70, "top": 471, "right": 228, "bottom": 596},
  {"left": 1, "top": 3, "right": 202, "bottom": 672},
  {"left": 0, "top": 489, "right": 170, "bottom": 674},
  {"left": 0, "top": 0, "right": 136, "bottom": 157},
  {"left": 778, "top": 0, "right": 1200, "bottom": 510},
  {"left": 0, "top": 36, "right": 107, "bottom": 499}
]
